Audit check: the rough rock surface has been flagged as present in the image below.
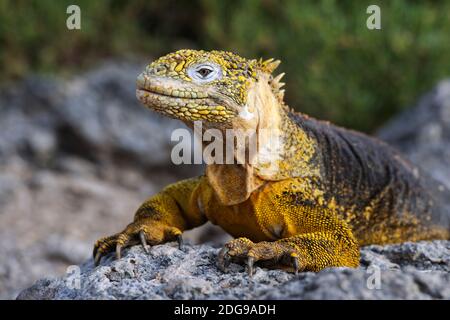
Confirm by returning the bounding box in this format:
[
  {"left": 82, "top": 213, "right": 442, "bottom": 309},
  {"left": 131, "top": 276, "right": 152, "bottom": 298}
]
[{"left": 17, "top": 241, "right": 450, "bottom": 300}]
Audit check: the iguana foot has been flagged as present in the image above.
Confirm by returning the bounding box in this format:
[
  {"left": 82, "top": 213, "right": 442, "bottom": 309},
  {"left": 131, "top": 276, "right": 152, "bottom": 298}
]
[
  {"left": 217, "top": 237, "right": 301, "bottom": 276},
  {"left": 93, "top": 219, "right": 183, "bottom": 266}
]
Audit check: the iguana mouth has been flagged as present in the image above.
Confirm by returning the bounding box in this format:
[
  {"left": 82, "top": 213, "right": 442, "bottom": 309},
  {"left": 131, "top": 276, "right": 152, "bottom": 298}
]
[
  {"left": 136, "top": 85, "right": 234, "bottom": 123},
  {"left": 136, "top": 73, "right": 209, "bottom": 100},
  {"left": 136, "top": 72, "right": 236, "bottom": 122},
  {"left": 136, "top": 82, "right": 211, "bottom": 109},
  {"left": 136, "top": 86, "right": 208, "bottom": 100}
]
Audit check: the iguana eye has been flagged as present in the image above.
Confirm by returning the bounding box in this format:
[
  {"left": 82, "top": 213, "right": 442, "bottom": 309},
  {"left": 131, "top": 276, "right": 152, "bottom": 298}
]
[
  {"left": 197, "top": 67, "right": 213, "bottom": 78},
  {"left": 187, "top": 63, "right": 221, "bottom": 83}
]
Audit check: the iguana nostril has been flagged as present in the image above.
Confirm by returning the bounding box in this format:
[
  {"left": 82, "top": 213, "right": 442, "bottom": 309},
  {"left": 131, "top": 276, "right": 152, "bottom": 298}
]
[
  {"left": 157, "top": 66, "right": 166, "bottom": 72},
  {"left": 146, "top": 65, "right": 166, "bottom": 75}
]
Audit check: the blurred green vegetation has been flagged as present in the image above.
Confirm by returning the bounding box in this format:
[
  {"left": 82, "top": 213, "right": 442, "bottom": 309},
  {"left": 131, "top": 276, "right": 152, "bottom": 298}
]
[{"left": 1, "top": 0, "right": 450, "bottom": 132}]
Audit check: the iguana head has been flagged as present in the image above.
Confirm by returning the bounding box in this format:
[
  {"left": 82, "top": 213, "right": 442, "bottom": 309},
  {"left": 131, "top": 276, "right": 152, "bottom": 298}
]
[{"left": 136, "top": 49, "right": 285, "bottom": 128}]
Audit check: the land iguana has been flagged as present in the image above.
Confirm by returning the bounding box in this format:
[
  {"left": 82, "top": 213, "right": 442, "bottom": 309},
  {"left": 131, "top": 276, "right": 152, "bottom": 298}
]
[{"left": 93, "top": 50, "right": 450, "bottom": 274}]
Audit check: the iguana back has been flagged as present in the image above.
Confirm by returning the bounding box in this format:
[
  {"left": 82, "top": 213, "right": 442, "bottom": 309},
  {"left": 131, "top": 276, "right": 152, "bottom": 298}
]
[{"left": 294, "top": 111, "right": 450, "bottom": 244}]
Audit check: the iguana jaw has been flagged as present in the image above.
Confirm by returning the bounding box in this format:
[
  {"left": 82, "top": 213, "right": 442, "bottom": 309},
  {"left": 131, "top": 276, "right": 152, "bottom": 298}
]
[{"left": 136, "top": 73, "right": 237, "bottom": 123}]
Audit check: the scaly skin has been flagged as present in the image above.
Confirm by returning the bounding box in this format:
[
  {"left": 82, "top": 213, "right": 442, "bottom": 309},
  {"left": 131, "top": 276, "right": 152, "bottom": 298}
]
[{"left": 94, "top": 50, "right": 450, "bottom": 274}]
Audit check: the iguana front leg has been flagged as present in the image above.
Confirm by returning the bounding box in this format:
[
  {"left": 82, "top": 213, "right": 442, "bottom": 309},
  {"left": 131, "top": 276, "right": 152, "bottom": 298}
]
[
  {"left": 93, "top": 177, "right": 207, "bottom": 265},
  {"left": 216, "top": 183, "right": 361, "bottom": 274}
]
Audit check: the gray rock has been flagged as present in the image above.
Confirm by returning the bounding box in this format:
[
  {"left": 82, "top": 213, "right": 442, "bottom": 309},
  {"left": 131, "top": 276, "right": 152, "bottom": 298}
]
[
  {"left": 377, "top": 80, "right": 450, "bottom": 189},
  {"left": 17, "top": 241, "right": 450, "bottom": 300},
  {"left": 0, "top": 61, "right": 202, "bottom": 173}
]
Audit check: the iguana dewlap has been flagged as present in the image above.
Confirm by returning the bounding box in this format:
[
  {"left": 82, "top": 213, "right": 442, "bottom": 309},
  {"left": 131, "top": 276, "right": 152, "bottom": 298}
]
[{"left": 93, "top": 50, "right": 450, "bottom": 274}]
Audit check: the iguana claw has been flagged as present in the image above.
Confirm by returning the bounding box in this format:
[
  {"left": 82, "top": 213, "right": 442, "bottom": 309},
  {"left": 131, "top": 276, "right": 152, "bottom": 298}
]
[
  {"left": 94, "top": 251, "right": 102, "bottom": 266},
  {"left": 247, "top": 256, "right": 255, "bottom": 277},
  {"left": 116, "top": 244, "right": 122, "bottom": 260},
  {"left": 139, "top": 230, "right": 149, "bottom": 253},
  {"left": 177, "top": 234, "right": 184, "bottom": 251},
  {"left": 217, "top": 247, "right": 231, "bottom": 272},
  {"left": 293, "top": 256, "right": 299, "bottom": 275}
]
